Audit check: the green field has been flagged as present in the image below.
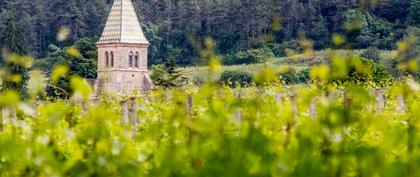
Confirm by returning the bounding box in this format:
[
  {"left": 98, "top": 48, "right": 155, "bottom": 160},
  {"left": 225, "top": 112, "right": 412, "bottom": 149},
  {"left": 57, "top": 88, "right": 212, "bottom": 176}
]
[{"left": 180, "top": 49, "right": 397, "bottom": 82}]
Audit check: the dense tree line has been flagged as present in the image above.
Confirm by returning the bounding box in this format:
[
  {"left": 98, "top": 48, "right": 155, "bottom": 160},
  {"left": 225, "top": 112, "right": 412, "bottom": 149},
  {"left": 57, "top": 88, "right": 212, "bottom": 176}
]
[{"left": 0, "top": 0, "right": 419, "bottom": 66}]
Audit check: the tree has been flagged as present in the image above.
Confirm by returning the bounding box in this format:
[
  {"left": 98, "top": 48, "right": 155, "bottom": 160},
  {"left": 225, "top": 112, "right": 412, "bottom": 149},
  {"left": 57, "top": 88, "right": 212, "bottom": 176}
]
[
  {"left": 143, "top": 22, "right": 164, "bottom": 65},
  {"left": 374, "top": 0, "right": 411, "bottom": 23},
  {"left": 35, "top": 38, "right": 97, "bottom": 97},
  {"left": 409, "top": 0, "right": 420, "bottom": 26},
  {"left": 344, "top": 9, "right": 396, "bottom": 49},
  {"left": 150, "top": 58, "right": 183, "bottom": 87},
  {"left": 1, "top": 12, "right": 27, "bottom": 55},
  {"left": 0, "top": 0, "right": 416, "bottom": 67},
  {"left": 308, "top": 16, "right": 330, "bottom": 49},
  {"left": 46, "top": 0, "right": 87, "bottom": 46},
  {"left": 1, "top": 12, "right": 29, "bottom": 95}
]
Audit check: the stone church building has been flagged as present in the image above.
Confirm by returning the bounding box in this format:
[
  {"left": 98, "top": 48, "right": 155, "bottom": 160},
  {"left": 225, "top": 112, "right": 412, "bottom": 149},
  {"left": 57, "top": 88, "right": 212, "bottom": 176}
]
[{"left": 95, "top": 0, "right": 153, "bottom": 95}]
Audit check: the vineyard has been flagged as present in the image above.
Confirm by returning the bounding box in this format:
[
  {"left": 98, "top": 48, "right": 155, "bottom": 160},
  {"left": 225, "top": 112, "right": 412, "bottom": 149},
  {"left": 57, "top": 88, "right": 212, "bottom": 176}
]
[
  {"left": 0, "top": 76, "right": 419, "bottom": 176},
  {"left": 1, "top": 0, "right": 420, "bottom": 175},
  {"left": 0, "top": 35, "right": 419, "bottom": 176}
]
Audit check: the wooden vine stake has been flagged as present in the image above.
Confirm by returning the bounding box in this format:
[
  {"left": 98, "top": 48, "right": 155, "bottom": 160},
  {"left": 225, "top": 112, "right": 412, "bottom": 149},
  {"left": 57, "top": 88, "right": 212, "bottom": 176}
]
[
  {"left": 10, "top": 107, "right": 17, "bottom": 124},
  {"left": 341, "top": 90, "right": 348, "bottom": 106},
  {"left": 327, "top": 90, "right": 336, "bottom": 100},
  {"left": 92, "top": 98, "right": 101, "bottom": 106},
  {"left": 309, "top": 97, "right": 317, "bottom": 118},
  {"left": 274, "top": 93, "right": 284, "bottom": 119},
  {"left": 1, "top": 107, "right": 8, "bottom": 132},
  {"left": 235, "top": 93, "right": 242, "bottom": 123},
  {"left": 290, "top": 94, "right": 298, "bottom": 118},
  {"left": 274, "top": 93, "right": 283, "bottom": 105},
  {"left": 129, "top": 97, "right": 139, "bottom": 133},
  {"left": 375, "top": 89, "right": 385, "bottom": 113},
  {"left": 186, "top": 94, "right": 194, "bottom": 117},
  {"left": 397, "top": 95, "right": 405, "bottom": 112},
  {"left": 120, "top": 100, "right": 129, "bottom": 126}
]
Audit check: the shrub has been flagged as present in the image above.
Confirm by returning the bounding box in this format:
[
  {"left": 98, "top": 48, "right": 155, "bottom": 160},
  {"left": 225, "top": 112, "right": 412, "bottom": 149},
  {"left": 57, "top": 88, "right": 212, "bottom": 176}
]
[
  {"left": 412, "top": 71, "right": 420, "bottom": 81},
  {"left": 332, "top": 58, "right": 394, "bottom": 87},
  {"left": 223, "top": 48, "right": 274, "bottom": 65},
  {"left": 381, "top": 58, "right": 400, "bottom": 78},
  {"left": 150, "top": 58, "right": 182, "bottom": 87},
  {"left": 280, "top": 68, "right": 311, "bottom": 85},
  {"left": 219, "top": 70, "right": 253, "bottom": 87},
  {"left": 361, "top": 47, "right": 382, "bottom": 62},
  {"left": 264, "top": 43, "right": 285, "bottom": 57}
]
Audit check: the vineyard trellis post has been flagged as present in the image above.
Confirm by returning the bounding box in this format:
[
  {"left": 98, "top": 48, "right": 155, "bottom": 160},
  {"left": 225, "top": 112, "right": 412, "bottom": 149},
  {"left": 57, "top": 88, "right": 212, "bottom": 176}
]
[
  {"left": 397, "top": 95, "right": 405, "bottom": 112},
  {"left": 274, "top": 93, "right": 284, "bottom": 120},
  {"left": 290, "top": 94, "right": 298, "bottom": 118},
  {"left": 186, "top": 94, "right": 194, "bottom": 117},
  {"left": 375, "top": 89, "right": 385, "bottom": 113},
  {"left": 129, "top": 97, "right": 139, "bottom": 133},
  {"left": 235, "top": 93, "right": 242, "bottom": 123},
  {"left": 1, "top": 107, "right": 8, "bottom": 132},
  {"left": 310, "top": 97, "right": 317, "bottom": 118},
  {"left": 274, "top": 93, "right": 283, "bottom": 105},
  {"left": 10, "top": 107, "right": 16, "bottom": 123},
  {"left": 327, "top": 90, "right": 335, "bottom": 100},
  {"left": 341, "top": 90, "right": 349, "bottom": 108},
  {"left": 92, "top": 98, "right": 100, "bottom": 106},
  {"left": 120, "top": 100, "right": 129, "bottom": 125}
]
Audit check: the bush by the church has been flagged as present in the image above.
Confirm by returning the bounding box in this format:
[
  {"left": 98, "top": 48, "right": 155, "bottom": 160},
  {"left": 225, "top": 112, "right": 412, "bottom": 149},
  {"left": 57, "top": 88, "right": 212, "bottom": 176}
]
[{"left": 219, "top": 70, "right": 253, "bottom": 87}]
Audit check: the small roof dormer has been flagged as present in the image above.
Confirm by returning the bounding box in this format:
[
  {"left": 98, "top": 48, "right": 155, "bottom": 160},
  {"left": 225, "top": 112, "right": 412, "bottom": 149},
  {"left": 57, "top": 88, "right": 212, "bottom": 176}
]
[{"left": 97, "top": 0, "right": 149, "bottom": 45}]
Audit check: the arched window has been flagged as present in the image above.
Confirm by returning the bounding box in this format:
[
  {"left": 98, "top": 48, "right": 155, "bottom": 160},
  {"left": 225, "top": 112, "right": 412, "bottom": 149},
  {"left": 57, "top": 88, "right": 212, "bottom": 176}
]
[
  {"left": 105, "top": 51, "right": 109, "bottom": 67},
  {"left": 129, "top": 51, "right": 134, "bottom": 67},
  {"left": 110, "top": 51, "right": 114, "bottom": 67},
  {"left": 134, "top": 52, "right": 139, "bottom": 68}
]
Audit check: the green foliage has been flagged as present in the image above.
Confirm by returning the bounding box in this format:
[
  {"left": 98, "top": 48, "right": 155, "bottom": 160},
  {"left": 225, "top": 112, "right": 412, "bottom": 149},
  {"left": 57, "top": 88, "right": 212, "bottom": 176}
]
[
  {"left": 219, "top": 70, "right": 253, "bottom": 87},
  {"left": 409, "top": 0, "right": 420, "bottom": 26},
  {"left": 223, "top": 48, "right": 274, "bottom": 65},
  {"left": 0, "top": 77, "right": 419, "bottom": 176},
  {"left": 34, "top": 38, "right": 96, "bottom": 97},
  {"left": 308, "top": 16, "right": 330, "bottom": 49},
  {"left": 344, "top": 9, "right": 397, "bottom": 49},
  {"left": 0, "top": 12, "right": 27, "bottom": 55},
  {"left": 1, "top": 2, "right": 420, "bottom": 176},
  {"left": 372, "top": 0, "right": 411, "bottom": 23},
  {"left": 0, "top": 0, "right": 416, "bottom": 66},
  {"left": 331, "top": 57, "right": 394, "bottom": 88},
  {"left": 280, "top": 68, "right": 311, "bottom": 85},
  {"left": 278, "top": 40, "right": 304, "bottom": 56},
  {"left": 150, "top": 58, "right": 183, "bottom": 87},
  {"left": 0, "top": 12, "right": 29, "bottom": 96},
  {"left": 143, "top": 22, "right": 164, "bottom": 65},
  {"left": 361, "top": 47, "right": 382, "bottom": 62},
  {"left": 382, "top": 27, "right": 420, "bottom": 79},
  {"left": 403, "top": 27, "right": 420, "bottom": 59}
]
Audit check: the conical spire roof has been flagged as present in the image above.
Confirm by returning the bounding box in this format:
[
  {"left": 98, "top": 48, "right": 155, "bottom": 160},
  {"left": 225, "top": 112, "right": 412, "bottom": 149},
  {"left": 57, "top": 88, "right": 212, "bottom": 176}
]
[{"left": 97, "top": 0, "right": 149, "bottom": 45}]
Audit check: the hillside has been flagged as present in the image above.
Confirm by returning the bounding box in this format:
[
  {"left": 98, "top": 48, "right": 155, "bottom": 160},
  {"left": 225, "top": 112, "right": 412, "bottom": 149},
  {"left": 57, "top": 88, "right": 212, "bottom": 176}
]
[
  {"left": 0, "top": 0, "right": 419, "bottom": 66},
  {"left": 180, "top": 49, "right": 397, "bottom": 82}
]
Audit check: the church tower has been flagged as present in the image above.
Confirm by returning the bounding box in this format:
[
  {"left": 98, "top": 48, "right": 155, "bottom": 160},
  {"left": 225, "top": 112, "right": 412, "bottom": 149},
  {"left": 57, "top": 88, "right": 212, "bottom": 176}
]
[{"left": 96, "top": 0, "right": 153, "bottom": 95}]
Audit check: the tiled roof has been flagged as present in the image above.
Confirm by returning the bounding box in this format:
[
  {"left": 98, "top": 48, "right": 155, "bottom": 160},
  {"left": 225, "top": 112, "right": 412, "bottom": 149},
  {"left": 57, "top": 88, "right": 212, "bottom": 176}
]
[{"left": 97, "top": 0, "right": 149, "bottom": 45}]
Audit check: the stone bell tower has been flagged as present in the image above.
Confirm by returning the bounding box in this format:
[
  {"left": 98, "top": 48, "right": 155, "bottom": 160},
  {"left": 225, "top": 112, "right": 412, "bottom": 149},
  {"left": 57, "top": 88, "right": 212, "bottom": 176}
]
[{"left": 95, "top": 0, "right": 153, "bottom": 95}]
